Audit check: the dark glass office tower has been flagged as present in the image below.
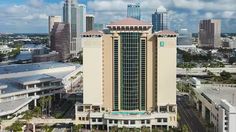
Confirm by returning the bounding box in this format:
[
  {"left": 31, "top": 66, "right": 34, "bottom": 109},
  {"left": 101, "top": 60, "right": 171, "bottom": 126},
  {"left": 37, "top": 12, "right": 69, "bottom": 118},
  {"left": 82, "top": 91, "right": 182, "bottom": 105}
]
[{"left": 152, "top": 6, "right": 169, "bottom": 32}]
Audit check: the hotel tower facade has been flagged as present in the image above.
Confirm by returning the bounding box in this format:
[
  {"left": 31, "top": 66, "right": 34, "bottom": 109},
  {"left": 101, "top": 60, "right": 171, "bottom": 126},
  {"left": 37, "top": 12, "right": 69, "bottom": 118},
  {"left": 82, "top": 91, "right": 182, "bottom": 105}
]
[{"left": 76, "top": 18, "right": 177, "bottom": 131}]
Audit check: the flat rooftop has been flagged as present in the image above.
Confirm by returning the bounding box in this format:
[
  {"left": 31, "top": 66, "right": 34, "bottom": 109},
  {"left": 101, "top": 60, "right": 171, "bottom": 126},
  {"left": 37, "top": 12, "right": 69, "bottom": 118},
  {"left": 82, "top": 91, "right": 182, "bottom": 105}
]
[
  {"left": 195, "top": 86, "right": 236, "bottom": 106},
  {"left": 0, "top": 79, "right": 25, "bottom": 93},
  {"left": 0, "top": 61, "right": 79, "bottom": 74},
  {"left": 13, "top": 74, "right": 58, "bottom": 85},
  {"left": 0, "top": 98, "right": 33, "bottom": 116}
]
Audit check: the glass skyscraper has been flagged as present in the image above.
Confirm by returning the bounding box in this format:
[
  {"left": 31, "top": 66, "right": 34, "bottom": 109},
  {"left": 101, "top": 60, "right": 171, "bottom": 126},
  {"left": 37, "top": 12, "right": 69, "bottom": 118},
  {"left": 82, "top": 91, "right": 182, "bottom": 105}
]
[
  {"left": 127, "top": 3, "right": 141, "bottom": 20},
  {"left": 63, "top": 0, "right": 86, "bottom": 53},
  {"left": 177, "top": 29, "right": 192, "bottom": 46},
  {"left": 152, "top": 6, "right": 169, "bottom": 32}
]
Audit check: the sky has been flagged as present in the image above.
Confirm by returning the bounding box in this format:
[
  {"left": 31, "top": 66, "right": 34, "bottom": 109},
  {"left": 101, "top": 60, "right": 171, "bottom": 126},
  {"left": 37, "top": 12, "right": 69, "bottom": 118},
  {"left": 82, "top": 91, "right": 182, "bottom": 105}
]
[{"left": 0, "top": 0, "right": 235, "bottom": 33}]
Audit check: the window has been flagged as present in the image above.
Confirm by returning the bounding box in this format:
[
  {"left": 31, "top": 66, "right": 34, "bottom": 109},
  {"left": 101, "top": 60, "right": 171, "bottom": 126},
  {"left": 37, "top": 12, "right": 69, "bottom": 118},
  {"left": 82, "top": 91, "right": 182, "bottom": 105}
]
[
  {"left": 109, "top": 120, "right": 113, "bottom": 124},
  {"left": 92, "top": 118, "right": 96, "bottom": 122},
  {"left": 157, "top": 119, "right": 162, "bottom": 122},
  {"left": 146, "top": 120, "right": 150, "bottom": 124},
  {"left": 130, "top": 120, "right": 135, "bottom": 124},
  {"left": 141, "top": 120, "right": 145, "bottom": 124},
  {"left": 28, "top": 84, "right": 34, "bottom": 89},
  {"left": 163, "top": 118, "right": 167, "bottom": 122},
  {"left": 124, "top": 120, "right": 129, "bottom": 124},
  {"left": 98, "top": 118, "right": 102, "bottom": 122},
  {"left": 114, "top": 120, "right": 118, "bottom": 124},
  {"left": 160, "top": 106, "right": 167, "bottom": 112}
]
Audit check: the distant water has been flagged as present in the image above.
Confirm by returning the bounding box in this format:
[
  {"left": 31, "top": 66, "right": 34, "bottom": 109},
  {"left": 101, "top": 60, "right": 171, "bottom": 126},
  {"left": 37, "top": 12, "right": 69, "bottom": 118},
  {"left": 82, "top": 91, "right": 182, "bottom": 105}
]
[{"left": 15, "top": 51, "right": 32, "bottom": 61}]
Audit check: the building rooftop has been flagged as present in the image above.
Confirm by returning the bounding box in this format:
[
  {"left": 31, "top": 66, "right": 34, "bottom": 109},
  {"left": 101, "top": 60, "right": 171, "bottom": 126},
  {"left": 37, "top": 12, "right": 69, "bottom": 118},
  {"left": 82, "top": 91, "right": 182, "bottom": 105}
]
[
  {"left": 13, "top": 74, "right": 57, "bottom": 85},
  {"left": 195, "top": 86, "right": 236, "bottom": 107},
  {"left": 155, "top": 30, "right": 177, "bottom": 35},
  {"left": 0, "top": 79, "right": 25, "bottom": 93},
  {"left": 81, "top": 30, "right": 103, "bottom": 36},
  {"left": 0, "top": 98, "right": 33, "bottom": 116},
  {"left": 0, "top": 61, "right": 76, "bottom": 74},
  {"left": 107, "top": 18, "right": 151, "bottom": 26}
]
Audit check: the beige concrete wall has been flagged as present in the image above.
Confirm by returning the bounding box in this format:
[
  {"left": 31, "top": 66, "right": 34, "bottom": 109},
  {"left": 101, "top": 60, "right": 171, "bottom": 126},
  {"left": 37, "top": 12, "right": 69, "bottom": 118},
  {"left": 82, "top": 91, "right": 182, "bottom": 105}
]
[
  {"left": 156, "top": 37, "right": 177, "bottom": 106},
  {"left": 146, "top": 34, "right": 155, "bottom": 111},
  {"left": 102, "top": 35, "right": 113, "bottom": 110},
  {"left": 82, "top": 37, "right": 103, "bottom": 105}
]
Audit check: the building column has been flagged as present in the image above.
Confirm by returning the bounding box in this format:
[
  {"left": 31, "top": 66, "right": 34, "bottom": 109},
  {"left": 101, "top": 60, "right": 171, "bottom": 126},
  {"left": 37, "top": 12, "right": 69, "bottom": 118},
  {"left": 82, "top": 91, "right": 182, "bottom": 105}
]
[
  {"left": 107, "top": 120, "right": 109, "bottom": 132},
  {"left": 34, "top": 92, "right": 37, "bottom": 107},
  {"left": 32, "top": 123, "right": 36, "bottom": 132},
  {"left": 75, "top": 105, "right": 77, "bottom": 120}
]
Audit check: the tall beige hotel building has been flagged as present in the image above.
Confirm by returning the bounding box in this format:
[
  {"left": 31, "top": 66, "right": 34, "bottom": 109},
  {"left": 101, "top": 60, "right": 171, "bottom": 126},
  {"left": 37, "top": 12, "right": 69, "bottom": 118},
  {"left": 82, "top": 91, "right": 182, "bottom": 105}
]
[{"left": 75, "top": 18, "right": 177, "bottom": 131}]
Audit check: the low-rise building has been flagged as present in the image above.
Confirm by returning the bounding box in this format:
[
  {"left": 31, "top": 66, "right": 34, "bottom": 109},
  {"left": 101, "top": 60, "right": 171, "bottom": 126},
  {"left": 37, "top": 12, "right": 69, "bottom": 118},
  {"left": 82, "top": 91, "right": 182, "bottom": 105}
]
[
  {"left": 191, "top": 83, "right": 236, "bottom": 132},
  {"left": 0, "top": 62, "right": 81, "bottom": 118},
  {"left": 32, "top": 51, "right": 59, "bottom": 63},
  {"left": 0, "top": 45, "right": 12, "bottom": 54}
]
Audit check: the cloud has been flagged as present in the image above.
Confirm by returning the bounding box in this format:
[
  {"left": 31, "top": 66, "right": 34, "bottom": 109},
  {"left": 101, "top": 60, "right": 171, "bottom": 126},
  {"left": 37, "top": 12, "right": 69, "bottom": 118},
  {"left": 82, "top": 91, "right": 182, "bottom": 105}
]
[
  {"left": 5, "top": 5, "right": 28, "bottom": 14},
  {"left": 0, "top": 0, "right": 236, "bottom": 33},
  {"left": 0, "top": 0, "right": 63, "bottom": 33},
  {"left": 28, "top": 0, "right": 44, "bottom": 8},
  {"left": 172, "top": 0, "right": 236, "bottom": 11},
  {"left": 22, "top": 14, "right": 48, "bottom": 20}
]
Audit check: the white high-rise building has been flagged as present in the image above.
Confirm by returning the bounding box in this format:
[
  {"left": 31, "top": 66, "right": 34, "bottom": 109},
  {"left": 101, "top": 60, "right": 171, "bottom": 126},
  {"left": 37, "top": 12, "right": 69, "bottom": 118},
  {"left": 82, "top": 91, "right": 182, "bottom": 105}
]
[
  {"left": 48, "top": 16, "right": 62, "bottom": 47},
  {"left": 63, "top": 0, "right": 86, "bottom": 54}
]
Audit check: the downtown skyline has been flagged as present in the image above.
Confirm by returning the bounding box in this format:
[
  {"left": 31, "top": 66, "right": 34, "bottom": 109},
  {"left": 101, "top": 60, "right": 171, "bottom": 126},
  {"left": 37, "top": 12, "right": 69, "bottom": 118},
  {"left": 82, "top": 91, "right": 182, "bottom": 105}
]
[{"left": 0, "top": 0, "right": 235, "bottom": 33}]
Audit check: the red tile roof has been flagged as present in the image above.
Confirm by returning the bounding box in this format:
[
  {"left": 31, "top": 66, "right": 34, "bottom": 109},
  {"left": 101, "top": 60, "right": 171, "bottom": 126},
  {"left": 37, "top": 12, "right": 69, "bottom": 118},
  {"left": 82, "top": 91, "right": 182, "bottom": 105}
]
[
  {"left": 155, "top": 30, "right": 177, "bottom": 35},
  {"left": 81, "top": 30, "right": 103, "bottom": 36},
  {"left": 108, "top": 18, "right": 151, "bottom": 26}
]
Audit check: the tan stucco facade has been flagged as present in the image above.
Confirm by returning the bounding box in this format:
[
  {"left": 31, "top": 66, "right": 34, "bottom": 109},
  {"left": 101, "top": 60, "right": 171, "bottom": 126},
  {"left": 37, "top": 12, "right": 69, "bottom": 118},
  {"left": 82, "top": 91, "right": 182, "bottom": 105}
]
[
  {"left": 82, "top": 37, "right": 103, "bottom": 106},
  {"left": 102, "top": 35, "right": 113, "bottom": 110}
]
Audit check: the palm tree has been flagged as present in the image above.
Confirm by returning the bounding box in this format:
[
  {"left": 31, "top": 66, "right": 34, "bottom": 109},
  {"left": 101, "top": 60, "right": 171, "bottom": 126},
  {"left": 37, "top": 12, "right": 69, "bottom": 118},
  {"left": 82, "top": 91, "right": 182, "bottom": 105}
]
[
  {"left": 23, "top": 110, "right": 33, "bottom": 121},
  {"left": 111, "top": 126, "right": 118, "bottom": 132},
  {"left": 42, "top": 125, "right": 52, "bottom": 132},
  {"left": 121, "top": 127, "right": 129, "bottom": 132},
  {"left": 141, "top": 126, "right": 150, "bottom": 132},
  {"left": 33, "top": 106, "right": 41, "bottom": 117},
  {"left": 46, "top": 96, "right": 52, "bottom": 115},
  {"left": 182, "top": 124, "right": 189, "bottom": 132},
  {"left": 6, "top": 121, "right": 24, "bottom": 132},
  {"left": 72, "top": 124, "right": 82, "bottom": 132},
  {"left": 39, "top": 97, "right": 46, "bottom": 116}
]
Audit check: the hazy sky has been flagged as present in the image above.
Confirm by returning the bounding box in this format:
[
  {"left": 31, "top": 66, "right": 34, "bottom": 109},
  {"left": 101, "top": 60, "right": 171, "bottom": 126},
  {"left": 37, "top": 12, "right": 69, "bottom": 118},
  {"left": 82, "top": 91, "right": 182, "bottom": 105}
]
[{"left": 0, "top": 0, "right": 235, "bottom": 33}]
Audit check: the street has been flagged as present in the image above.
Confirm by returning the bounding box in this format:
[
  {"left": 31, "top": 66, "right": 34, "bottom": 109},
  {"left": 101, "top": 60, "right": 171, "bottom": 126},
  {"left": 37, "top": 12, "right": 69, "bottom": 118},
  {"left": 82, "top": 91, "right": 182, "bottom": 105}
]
[{"left": 177, "top": 94, "right": 206, "bottom": 132}]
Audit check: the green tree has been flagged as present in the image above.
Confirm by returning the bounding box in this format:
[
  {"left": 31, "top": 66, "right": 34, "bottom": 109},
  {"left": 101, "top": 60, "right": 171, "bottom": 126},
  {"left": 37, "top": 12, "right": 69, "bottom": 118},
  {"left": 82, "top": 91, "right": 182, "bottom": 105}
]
[
  {"left": 121, "top": 127, "right": 129, "bottom": 132},
  {"left": 42, "top": 125, "right": 52, "bottom": 132},
  {"left": 39, "top": 96, "right": 46, "bottom": 115},
  {"left": 46, "top": 96, "right": 52, "bottom": 115},
  {"left": 229, "top": 57, "right": 236, "bottom": 65},
  {"left": 220, "top": 70, "right": 232, "bottom": 80},
  {"left": 182, "top": 124, "right": 189, "bottom": 132},
  {"left": 73, "top": 124, "right": 82, "bottom": 132},
  {"left": 33, "top": 106, "right": 41, "bottom": 117},
  {"left": 5, "top": 121, "right": 24, "bottom": 132},
  {"left": 23, "top": 110, "right": 33, "bottom": 121},
  {"left": 111, "top": 126, "right": 118, "bottom": 132},
  {"left": 141, "top": 126, "right": 150, "bottom": 132}
]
